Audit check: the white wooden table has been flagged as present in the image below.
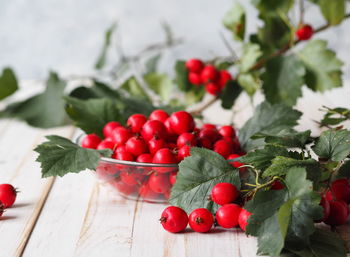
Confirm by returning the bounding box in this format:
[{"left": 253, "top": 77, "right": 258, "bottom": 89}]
[{"left": 0, "top": 86, "right": 350, "bottom": 257}]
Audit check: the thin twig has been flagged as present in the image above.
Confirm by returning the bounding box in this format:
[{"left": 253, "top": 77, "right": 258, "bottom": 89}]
[
  {"left": 190, "top": 96, "right": 219, "bottom": 116},
  {"left": 299, "top": 0, "right": 305, "bottom": 25},
  {"left": 220, "top": 32, "right": 239, "bottom": 62}
]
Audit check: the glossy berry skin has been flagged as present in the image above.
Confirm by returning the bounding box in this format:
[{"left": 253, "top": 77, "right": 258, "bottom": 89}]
[
  {"left": 120, "top": 171, "right": 144, "bottom": 186},
  {"left": 115, "top": 145, "right": 127, "bottom": 153},
  {"left": 148, "top": 173, "right": 172, "bottom": 193},
  {"left": 201, "top": 65, "right": 218, "bottom": 83},
  {"left": 324, "top": 200, "right": 349, "bottom": 226},
  {"left": 141, "top": 120, "right": 168, "bottom": 141},
  {"left": 185, "top": 59, "right": 204, "bottom": 73},
  {"left": 238, "top": 209, "right": 251, "bottom": 232},
  {"left": 178, "top": 145, "right": 191, "bottom": 161},
  {"left": 169, "top": 172, "right": 177, "bottom": 185},
  {"left": 199, "top": 128, "right": 221, "bottom": 142},
  {"left": 97, "top": 140, "right": 116, "bottom": 150},
  {"left": 149, "top": 110, "right": 169, "bottom": 123},
  {"left": 82, "top": 134, "right": 101, "bottom": 149},
  {"left": 127, "top": 114, "right": 148, "bottom": 133},
  {"left": 214, "top": 139, "right": 233, "bottom": 158},
  {"left": 330, "top": 179, "right": 350, "bottom": 204},
  {"left": 148, "top": 138, "right": 167, "bottom": 155},
  {"left": 169, "top": 111, "right": 195, "bottom": 135},
  {"left": 114, "top": 151, "right": 134, "bottom": 161},
  {"left": 177, "top": 133, "right": 197, "bottom": 148},
  {"left": 111, "top": 127, "right": 133, "bottom": 146},
  {"left": 188, "top": 72, "right": 202, "bottom": 85},
  {"left": 198, "top": 137, "right": 213, "bottom": 149},
  {"left": 205, "top": 82, "right": 221, "bottom": 96},
  {"left": 103, "top": 121, "right": 121, "bottom": 138},
  {"left": 189, "top": 208, "right": 214, "bottom": 233},
  {"left": 164, "top": 118, "right": 176, "bottom": 137},
  {"left": 219, "top": 125, "right": 236, "bottom": 138},
  {"left": 153, "top": 148, "right": 178, "bottom": 164},
  {"left": 218, "top": 70, "right": 232, "bottom": 89},
  {"left": 202, "top": 124, "right": 216, "bottom": 130},
  {"left": 296, "top": 24, "right": 314, "bottom": 41},
  {"left": 211, "top": 183, "right": 239, "bottom": 205},
  {"left": 0, "top": 184, "right": 17, "bottom": 208},
  {"left": 216, "top": 204, "right": 242, "bottom": 228},
  {"left": 227, "top": 154, "right": 246, "bottom": 172},
  {"left": 136, "top": 153, "right": 153, "bottom": 163},
  {"left": 125, "top": 137, "right": 148, "bottom": 156},
  {"left": 160, "top": 206, "right": 189, "bottom": 233}
]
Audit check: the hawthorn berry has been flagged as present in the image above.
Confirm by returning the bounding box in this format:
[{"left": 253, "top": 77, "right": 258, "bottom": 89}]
[
  {"left": 148, "top": 138, "right": 167, "bottom": 155},
  {"left": 188, "top": 72, "right": 202, "bottom": 85},
  {"left": 97, "top": 140, "right": 116, "bottom": 150},
  {"left": 125, "top": 137, "right": 148, "bottom": 156},
  {"left": 149, "top": 173, "right": 172, "bottom": 194},
  {"left": 103, "top": 121, "right": 121, "bottom": 138},
  {"left": 164, "top": 117, "right": 176, "bottom": 136},
  {"left": 169, "top": 172, "right": 177, "bottom": 185},
  {"left": 136, "top": 153, "right": 153, "bottom": 163},
  {"left": 296, "top": 24, "right": 314, "bottom": 41},
  {"left": 120, "top": 171, "right": 144, "bottom": 186},
  {"left": 111, "top": 127, "right": 133, "bottom": 146},
  {"left": 270, "top": 180, "right": 285, "bottom": 190},
  {"left": 218, "top": 70, "right": 232, "bottom": 89},
  {"left": 112, "top": 181, "right": 137, "bottom": 196},
  {"left": 82, "top": 134, "right": 102, "bottom": 149},
  {"left": 0, "top": 184, "right": 17, "bottom": 208},
  {"left": 189, "top": 208, "right": 214, "bottom": 233},
  {"left": 330, "top": 179, "right": 350, "bottom": 204},
  {"left": 127, "top": 114, "right": 148, "bottom": 133},
  {"left": 160, "top": 206, "right": 189, "bottom": 233},
  {"left": 198, "top": 137, "right": 213, "bottom": 149},
  {"left": 185, "top": 59, "right": 204, "bottom": 73},
  {"left": 238, "top": 209, "right": 251, "bottom": 232},
  {"left": 199, "top": 128, "right": 221, "bottom": 142},
  {"left": 141, "top": 120, "right": 168, "bottom": 141},
  {"left": 324, "top": 199, "right": 349, "bottom": 226},
  {"left": 227, "top": 154, "right": 246, "bottom": 171},
  {"left": 139, "top": 183, "right": 159, "bottom": 199},
  {"left": 153, "top": 148, "right": 178, "bottom": 164},
  {"left": 201, "top": 65, "right": 218, "bottom": 83},
  {"left": 177, "top": 132, "right": 197, "bottom": 148},
  {"left": 169, "top": 111, "right": 195, "bottom": 135},
  {"left": 149, "top": 109, "right": 169, "bottom": 123},
  {"left": 216, "top": 204, "right": 242, "bottom": 228},
  {"left": 177, "top": 145, "right": 191, "bottom": 161},
  {"left": 202, "top": 123, "right": 216, "bottom": 130},
  {"left": 114, "top": 151, "right": 134, "bottom": 161},
  {"left": 219, "top": 125, "right": 236, "bottom": 138},
  {"left": 214, "top": 139, "right": 233, "bottom": 158},
  {"left": 205, "top": 82, "right": 221, "bottom": 96},
  {"left": 211, "top": 183, "right": 239, "bottom": 205}
]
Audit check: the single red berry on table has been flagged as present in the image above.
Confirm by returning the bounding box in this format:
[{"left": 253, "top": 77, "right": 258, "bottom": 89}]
[
  {"left": 201, "top": 65, "right": 218, "bottom": 83},
  {"left": 160, "top": 206, "right": 189, "bottom": 233},
  {"left": 205, "top": 82, "right": 221, "bottom": 96},
  {"left": 82, "top": 134, "right": 101, "bottom": 149},
  {"left": 169, "top": 111, "right": 195, "bottom": 135},
  {"left": 211, "top": 182, "right": 239, "bottom": 205},
  {"left": 214, "top": 139, "right": 233, "bottom": 158},
  {"left": 218, "top": 70, "right": 232, "bottom": 89},
  {"left": 111, "top": 127, "right": 133, "bottom": 146},
  {"left": 136, "top": 153, "right": 153, "bottom": 163},
  {"left": 149, "top": 173, "right": 172, "bottom": 194},
  {"left": 296, "top": 24, "right": 314, "bottom": 41},
  {"left": 127, "top": 114, "right": 148, "bottom": 133},
  {"left": 103, "top": 121, "right": 121, "bottom": 138},
  {"left": 125, "top": 137, "right": 148, "bottom": 156},
  {"left": 216, "top": 203, "right": 242, "bottom": 228},
  {"left": 324, "top": 199, "right": 349, "bottom": 226},
  {"left": 177, "top": 132, "right": 197, "bottom": 148},
  {"left": 188, "top": 72, "right": 202, "bottom": 85},
  {"left": 189, "top": 208, "right": 214, "bottom": 233},
  {"left": 185, "top": 59, "right": 204, "bottom": 73},
  {"left": 120, "top": 171, "right": 144, "bottom": 186},
  {"left": 178, "top": 145, "right": 191, "bottom": 161},
  {"left": 114, "top": 151, "right": 134, "bottom": 161},
  {"left": 148, "top": 138, "right": 167, "bottom": 155},
  {"left": 141, "top": 120, "right": 168, "bottom": 141},
  {"left": 149, "top": 109, "right": 169, "bottom": 123},
  {"left": 238, "top": 208, "right": 251, "bottom": 232},
  {"left": 169, "top": 172, "right": 177, "bottom": 185},
  {"left": 330, "top": 179, "right": 350, "bottom": 204},
  {"left": 97, "top": 140, "right": 116, "bottom": 150},
  {"left": 219, "top": 125, "right": 236, "bottom": 138},
  {"left": 0, "top": 184, "right": 17, "bottom": 208}
]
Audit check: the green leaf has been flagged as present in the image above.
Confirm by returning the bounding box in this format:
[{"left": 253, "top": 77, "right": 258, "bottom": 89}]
[
  {"left": 337, "top": 160, "right": 350, "bottom": 179},
  {"left": 286, "top": 228, "right": 347, "bottom": 257},
  {"left": 0, "top": 68, "right": 18, "bottom": 100},
  {"left": 312, "top": 129, "right": 350, "bottom": 161},
  {"left": 220, "top": 80, "right": 243, "bottom": 109},
  {"left": 64, "top": 96, "right": 124, "bottom": 137},
  {"left": 70, "top": 80, "right": 121, "bottom": 100},
  {"left": 262, "top": 54, "right": 306, "bottom": 106},
  {"left": 318, "top": 0, "right": 345, "bottom": 25},
  {"left": 144, "top": 73, "right": 174, "bottom": 103},
  {"left": 2, "top": 72, "right": 69, "bottom": 128},
  {"left": 239, "top": 43, "right": 262, "bottom": 72},
  {"left": 320, "top": 106, "right": 350, "bottom": 127},
  {"left": 174, "top": 61, "right": 191, "bottom": 92},
  {"left": 237, "top": 72, "right": 260, "bottom": 96},
  {"left": 222, "top": 2, "right": 246, "bottom": 41},
  {"left": 298, "top": 40, "right": 343, "bottom": 92},
  {"left": 184, "top": 86, "right": 206, "bottom": 105},
  {"left": 254, "top": 129, "right": 311, "bottom": 148},
  {"left": 120, "top": 76, "right": 150, "bottom": 101},
  {"left": 95, "top": 23, "right": 117, "bottom": 70},
  {"left": 252, "top": 0, "right": 295, "bottom": 13},
  {"left": 238, "top": 102, "right": 302, "bottom": 151},
  {"left": 145, "top": 54, "right": 161, "bottom": 74},
  {"left": 34, "top": 135, "right": 112, "bottom": 178},
  {"left": 169, "top": 147, "right": 240, "bottom": 213}
]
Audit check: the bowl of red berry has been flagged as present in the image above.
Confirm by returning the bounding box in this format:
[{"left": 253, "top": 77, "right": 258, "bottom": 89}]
[{"left": 80, "top": 109, "right": 243, "bottom": 203}]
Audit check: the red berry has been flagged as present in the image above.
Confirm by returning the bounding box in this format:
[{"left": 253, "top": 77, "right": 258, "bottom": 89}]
[
  {"left": 216, "top": 204, "right": 242, "bottom": 228},
  {"left": 149, "top": 109, "right": 169, "bottom": 123},
  {"left": 178, "top": 145, "right": 191, "bottom": 161},
  {"left": 270, "top": 180, "right": 285, "bottom": 190},
  {"left": 0, "top": 184, "right": 17, "bottom": 208},
  {"left": 111, "top": 127, "right": 133, "bottom": 146},
  {"left": 169, "top": 111, "right": 195, "bottom": 135},
  {"left": 214, "top": 139, "right": 233, "bottom": 158},
  {"left": 97, "top": 140, "right": 116, "bottom": 150},
  {"left": 139, "top": 183, "right": 159, "bottom": 199},
  {"left": 82, "top": 134, "right": 101, "bottom": 149},
  {"left": 211, "top": 183, "right": 239, "bottom": 205},
  {"left": 167, "top": 142, "right": 177, "bottom": 150},
  {"left": 238, "top": 209, "right": 251, "bottom": 231},
  {"left": 218, "top": 70, "right": 232, "bottom": 89},
  {"left": 148, "top": 138, "right": 167, "bottom": 155},
  {"left": 219, "top": 125, "right": 236, "bottom": 138},
  {"left": 153, "top": 148, "right": 177, "bottom": 164},
  {"left": 177, "top": 132, "right": 197, "bottom": 148},
  {"left": 103, "top": 121, "right": 122, "bottom": 138},
  {"left": 164, "top": 117, "right": 177, "bottom": 136},
  {"left": 160, "top": 206, "right": 189, "bottom": 233},
  {"left": 330, "top": 179, "right": 350, "bottom": 204},
  {"left": 127, "top": 114, "right": 148, "bottom": 133},
  {"left": 112, "top": 181, "right": 137, "bottom": 195},
  {"left": 205, "top": 82, "right": 221, "bottom": 96},
  {"left": 227, "top": 154, "right": 245, "bottom": 169},
  {"left": 201, "top": 65, "right": 218, "bottom": 83},
  {"left": 188, "top": 72, "right": 202, "bottom": 85},
  {"left": 114, "top": 151, "right": 134, "bottom": 161},
  {"left": 148, "top": 173, "right": 172, "bottom": 194},
  {"left": 136, "top": 153, "right": 153, "bottom": 163},
  {"left": 120, "top": 171, "right": 144, "bottom": 185},
  {"left": 125, "top": 137, "right": 148, "bottom": 156},
  {"left": 185, "top": 59, "right": 204, "bottom": 73},
  {"left": 198, "top": 137, "right": 213, "bottom": 149},
  {"left": 189, "top": 208, "right": 214, "bottom": 233},
  {"left": 199, "top": 128, "right": 221, "bottom": 142},
  {"left": 202, "top": 123, "right": 216, "bottom": 130},
  {"left": 141, "top": 120, "right": 167, "bottom": 141},
  {"left": 115, "top": 145, "right": 127, "bottom": 153},
  {"left": 324, "top": 199, "right": 349, "bottom": 226},
  {"left": 169, "top": 172, "right": 177, "bottom": 185},
  {"left": 296, "top": 24, "right": 314, "bottom": 41}
]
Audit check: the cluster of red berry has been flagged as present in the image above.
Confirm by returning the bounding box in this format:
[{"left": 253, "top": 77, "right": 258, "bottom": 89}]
[
  {"left": 160, "top": 182, "right": 251, "bottom": 233},
  {"left": 185, "top": 59, "right": 232, "bottom": 96},
  {"left": 296, "top": 24, "right": 314, "bottom": 41},
  {"left": 0, "top": 184, "right": 18, "bottom": 218}
]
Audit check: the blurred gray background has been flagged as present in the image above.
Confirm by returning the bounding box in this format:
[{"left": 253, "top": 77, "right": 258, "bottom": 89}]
[{"left": 1, "top": 0, "right": 349, "bottom": 80}]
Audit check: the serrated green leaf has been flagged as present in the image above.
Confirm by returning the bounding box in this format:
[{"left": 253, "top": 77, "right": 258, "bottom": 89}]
[
  {"left": 237, "top": 73, "right": 260, "bottom": 96},
  {"left": 223, "top": 2, "right": 246, "bottom": 41},
  {"left": 175, "top": 60, "right": 191, "bottom": 92},
  {"left": 238, "top": 102, "right": 302, "bottom": 151},
  {"left": 220, "top": 80, "right": 242, "bottom": 109},
  {"left": 144, "top": 73, "right": 174, "bottom": 103},
  {"left": 169, "top": 147, "right": 240, "bottom": 213},
  {"left": 70, "top": 80, "right": 121, "bottom": 100},
  {"left": 120, "top": 76, "right": 150, "bottom": 101},
  {"left": 254, "top": 129, "right": 311, "bottom": 148},
  {"left": 318, "top": 0, "right": 345, "bottom": 25},
  {"left": 0, "top": 67, "right": 18, "bottom": 100},
  {"left": 239, "top": 43, "right": 262, "bottom": 72},
  {"left": 95, "top": 23, "right": 117, "bottom": 70},
  {"left": 320, "top": 106, "right": 350, "bottom": 127},
  {"left": 35, "top": 135, "right": 112, "bottom": 177},
  {"left": 262, "top": 54, "right": 306, "bottom": 106},
  {"left": 2, "top": 72, "right": 69, "bottom": 128},
  {"left": 298, "top": 40, "right": 343, "bottom": 92},
  {"left": 312, "top": 129, "right": 350, "bottom": 161}
]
